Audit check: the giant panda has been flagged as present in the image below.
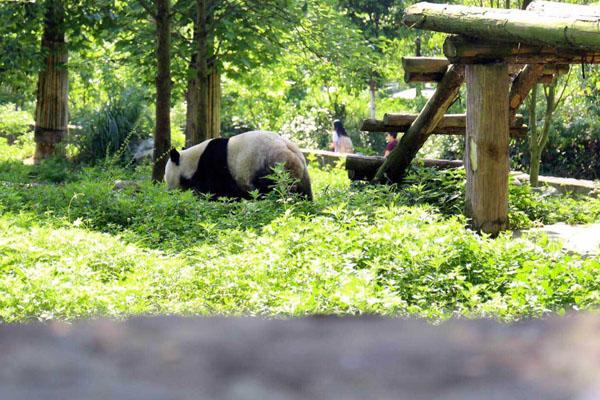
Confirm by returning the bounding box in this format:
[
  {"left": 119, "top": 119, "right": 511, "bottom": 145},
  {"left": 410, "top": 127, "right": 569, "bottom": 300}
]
[{"left": 164, "top": 130, "right": 312, "bottom": 200}]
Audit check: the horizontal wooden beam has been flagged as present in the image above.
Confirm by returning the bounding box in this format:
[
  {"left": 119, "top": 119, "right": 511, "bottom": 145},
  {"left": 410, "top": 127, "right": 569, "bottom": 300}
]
[
  {"left": 402, "top": 57, "right": 450, "bottom": 74},
  {"left": 362, "top": 114, "right": 527, "bottom": 138},
  {"left": 300, "top": 149, "right": 463, "bottom": 181},
  {"left": 402, "top": 57, "right": 569, "bottom": 82},
  {"left": 361, "top": 119, "right": 527, "bottom": 139},
  {"left": 444, "top": 35, "right": 600, "bottom": 64},
  {"left": 403, "top": 2, "right": 600, "bottom": 51}
]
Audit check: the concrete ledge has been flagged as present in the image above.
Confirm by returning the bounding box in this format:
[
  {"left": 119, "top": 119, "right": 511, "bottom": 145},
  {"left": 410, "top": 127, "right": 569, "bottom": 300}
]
[
  {"left": 1, "top": 315, "right": 599, "bottom": 399},
  {"left": 512, "top": 172, "right": 598, "bottom": 195}
]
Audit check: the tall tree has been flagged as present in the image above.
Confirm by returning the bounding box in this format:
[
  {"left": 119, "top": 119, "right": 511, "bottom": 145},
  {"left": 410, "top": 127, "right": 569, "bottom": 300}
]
[
  {"left": 527, "top": 79, "right": 566, "bottom": 186},
  {"left": 34, "top": 0, "right": 68, "bottom": 162},
  {"left": 183, "top": 0, "right": 303, "bottom": 146},
  {"left": 152, "top": 0, "right": 172, "bottom": 182}
]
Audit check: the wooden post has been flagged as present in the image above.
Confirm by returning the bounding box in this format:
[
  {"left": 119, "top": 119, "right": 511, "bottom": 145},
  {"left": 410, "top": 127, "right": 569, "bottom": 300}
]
[
  {"left": 465, "top": 63, "right": 510, "bottom": 236},
  {"left": 374, "top": 64, "right": 465, "bottom": 183}
]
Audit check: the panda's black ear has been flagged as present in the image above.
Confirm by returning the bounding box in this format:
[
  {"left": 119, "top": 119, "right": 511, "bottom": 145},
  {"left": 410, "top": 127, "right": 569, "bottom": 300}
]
[{"left": 169, "top": 148, "right": 180, "bottom": 166}]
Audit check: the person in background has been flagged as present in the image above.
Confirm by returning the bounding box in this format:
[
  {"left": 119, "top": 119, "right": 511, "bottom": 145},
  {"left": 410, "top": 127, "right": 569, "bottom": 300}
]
[
  {"left": 330, "top": 119, "right": 354, "bottom": 154},
  {"left": 384, "top": 132, "right": 398, "bottom": 158}
]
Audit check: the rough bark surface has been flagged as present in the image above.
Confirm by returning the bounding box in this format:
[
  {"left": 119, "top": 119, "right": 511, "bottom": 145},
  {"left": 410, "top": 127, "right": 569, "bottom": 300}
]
[
  {"left": 404, "top": 2, "right": 600, "bottom": 51},
  {"left": 207, "top": 66, "right": 221, "bottom": 139},
  {"left": 403, "top": 57, "right": 566, "bottom": 83},
  {"left": 374, "top": 64, "right": 465, "bottom": 183},
  {"left": 465, "top": 63, "right": 510, "bottom": 237},
  {"left": 152, "top": 0, "right": 172, "bottom": 183},
  {"left": 34, "top": 0, "right": 68, "bottom": 163},
  {"left": 443, "top": 35, "right": 600, "bottom": 64},
  {"left": 185, "top": 0, "right": 220, "bottom": 146},
  {"left": 509, "top": 64, "right": 545, "bottom": 121}
]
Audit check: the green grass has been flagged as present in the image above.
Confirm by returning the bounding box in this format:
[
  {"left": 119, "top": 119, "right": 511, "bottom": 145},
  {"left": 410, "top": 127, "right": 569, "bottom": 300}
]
[{"left": 0, "top": 135, "right": 599, "bottom": 322}]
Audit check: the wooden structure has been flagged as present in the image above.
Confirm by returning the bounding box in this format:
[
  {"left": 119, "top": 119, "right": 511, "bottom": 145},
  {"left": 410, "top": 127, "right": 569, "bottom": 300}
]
[
  {"left": 362, "top": 0, "right": 600, "bottom": 236},
  {"left": 301, "top": 149, "right": 462, "bottom": 181}
]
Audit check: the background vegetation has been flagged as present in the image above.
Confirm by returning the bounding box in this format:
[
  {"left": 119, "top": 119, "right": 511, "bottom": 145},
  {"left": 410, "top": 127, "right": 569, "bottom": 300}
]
[{"left": 0, "top": 0, "right": 599, "bottom": 322}]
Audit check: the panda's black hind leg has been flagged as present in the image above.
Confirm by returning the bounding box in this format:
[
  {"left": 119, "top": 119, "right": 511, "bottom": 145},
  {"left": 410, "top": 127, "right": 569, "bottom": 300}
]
[{"left": 251, "top": 166, "right": 275, "bottom": 196}]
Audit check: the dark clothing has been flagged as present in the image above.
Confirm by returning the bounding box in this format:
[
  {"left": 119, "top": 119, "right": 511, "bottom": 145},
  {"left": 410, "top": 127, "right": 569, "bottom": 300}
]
[{"left": 385, "top": 140, "right": 398, "bottom": 153}]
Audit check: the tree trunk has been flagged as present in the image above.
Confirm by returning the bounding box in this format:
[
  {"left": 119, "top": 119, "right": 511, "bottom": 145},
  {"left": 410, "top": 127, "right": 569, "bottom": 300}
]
[
  {"left": 206, "top": 65, "right": 221, "bottom": 139},
  {"left": 185, "top": 0, "right": 220, "bottom": 146},
  {"left": 527, "top": 84, "right": 539, "bottom": 185},
  {"left": 415, "top": 36, "right": 423, "bottom": 98},
  {"left": 404, "top": 3, "right": 600, "bottom": 51},
  {"left": 374, "top": 64, "right": 465, "bottom": 183},
  {"left": 152, "top": 0, "right": 172, "bottom": 183},
  {"left": 528, "top": 81, "right": 556, "bottom": 186},
  {"left": 185, "top": 53, "right": 200, "bottom": 148},
  {"left": 464, "top": 63, "right": 510, "bottom": 237},
  {"left": 197, "top": 0, "right": 210, "bottom": 144},
  {"left": 368, "top": 80, "right": 376, "bottom": 119},
  {"left": 34, "top": 0, "right": 68, "bottom": 163}
]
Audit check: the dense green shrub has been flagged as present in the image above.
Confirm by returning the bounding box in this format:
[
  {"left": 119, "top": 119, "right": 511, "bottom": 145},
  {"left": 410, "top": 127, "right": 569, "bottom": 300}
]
[
  {"left": 0, "top": 104, "right": 33, "bottom": 145},
  {"left": 511, "top": 117, "right": 600, "bottom": 180},
  {"left": 71, "top": 87, "right": 152, "bottom": 164},
  {"left": 0, "top": 136, "right": 599, "bottom": 322},
  {"left": 0, "top": 160, "right": 598, "bottom": 322}
]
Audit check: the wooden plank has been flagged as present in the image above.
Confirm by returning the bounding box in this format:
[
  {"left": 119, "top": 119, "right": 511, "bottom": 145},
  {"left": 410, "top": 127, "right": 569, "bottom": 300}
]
[
  {"left": 374, "top": 64, "right": 466, "bottom": 183},
  {"left": 403, "top": 2, "right": 600, "bottom": 51},
  {"left": 465, "top": 63, "right": 510, "bottom": 237}
]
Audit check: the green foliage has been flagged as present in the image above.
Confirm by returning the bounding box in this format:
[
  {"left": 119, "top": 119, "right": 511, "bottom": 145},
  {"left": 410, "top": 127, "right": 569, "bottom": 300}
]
[
  {"left": 0, "top": 105, "right": 34, "bottom": 144},
  {"left": 71, "top": 86, "right": 152, "bottom": 164},
  {"left": 0, "top": 138, "right": 599, "bottom": 322}
]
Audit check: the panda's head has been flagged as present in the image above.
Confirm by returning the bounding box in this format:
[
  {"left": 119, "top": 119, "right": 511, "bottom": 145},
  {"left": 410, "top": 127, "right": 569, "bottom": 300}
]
[{"left": 164, "top": 148, "right": 182, "bottom": 189}]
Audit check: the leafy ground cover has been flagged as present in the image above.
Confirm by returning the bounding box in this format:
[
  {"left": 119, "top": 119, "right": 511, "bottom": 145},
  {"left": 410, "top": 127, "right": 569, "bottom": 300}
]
[{"left": 0, "top": 137, "right": 599, "bottom": 322}]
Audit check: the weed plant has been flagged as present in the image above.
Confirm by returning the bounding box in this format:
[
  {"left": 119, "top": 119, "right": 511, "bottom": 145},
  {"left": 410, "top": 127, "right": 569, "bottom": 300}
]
[{"left": 0, "top": 140, "right": 598, "bottom": 322}]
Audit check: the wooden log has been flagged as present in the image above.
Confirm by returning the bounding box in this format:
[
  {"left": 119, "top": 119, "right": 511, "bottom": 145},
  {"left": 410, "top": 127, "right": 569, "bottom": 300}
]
[
  {"left": 402, "top": 56, "right": 569, "bottom": 83},
  {"left": 403, "top": 2, "right": 600, "bottom": 51},
  {"left": 443, "top": 35, "right": 600, "bottom": 64},
  {"left": 526, "top": 1, "right": 600, "bottom": 17},
  {"left": 465, "top": 63, "right": 510, "bottom": 237},
  {"left": 509, "top": 64, "right": 545, "bottom": 121},
  {"left": 362, "top": 115, "right": 527, "bottom": 138},
  {"left": 402, "top": 57, "right": 450, "bottom": 73},
  {"left": 374, "top": 64, "right": 466, "bottom": 183},
  {"left": 403, "top": 57, "right": 570, "bottom": 76},
  {"left": 300, "top": 149, "right": 463, "bottom": 181},
  {"left": 404, "top": 72, "right": 445, "bottom": 83}
]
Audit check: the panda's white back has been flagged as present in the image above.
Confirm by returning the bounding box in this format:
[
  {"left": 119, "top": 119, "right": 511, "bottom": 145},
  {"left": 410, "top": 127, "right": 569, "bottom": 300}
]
[{"left": 227, "top": 130, "right": 307, "bottom": 191}]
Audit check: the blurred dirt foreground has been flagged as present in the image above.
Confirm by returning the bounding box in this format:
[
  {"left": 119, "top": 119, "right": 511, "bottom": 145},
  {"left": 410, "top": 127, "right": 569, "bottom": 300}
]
[{"left": 1, "top": 314, "right": 599, "bottom": 400}]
